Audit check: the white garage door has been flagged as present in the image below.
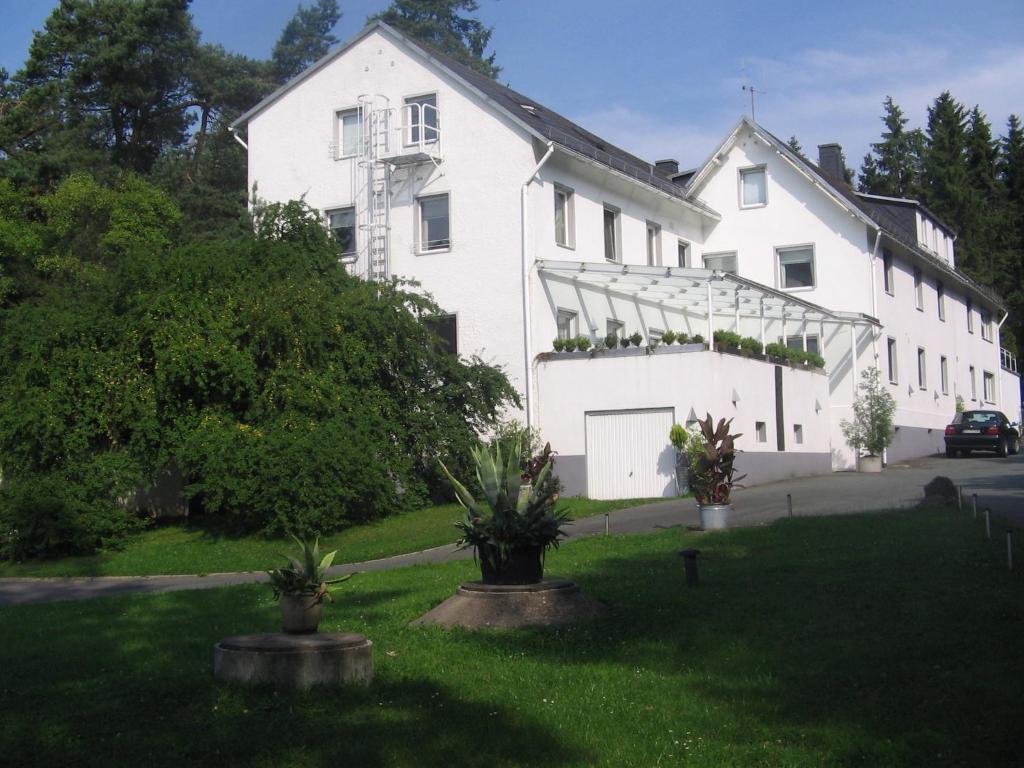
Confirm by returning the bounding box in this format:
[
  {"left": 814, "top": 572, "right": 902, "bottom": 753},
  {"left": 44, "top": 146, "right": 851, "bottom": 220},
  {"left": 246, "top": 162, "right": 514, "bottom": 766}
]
[{"left": 585, "top": 408, "right": 676, "bottom": 500}]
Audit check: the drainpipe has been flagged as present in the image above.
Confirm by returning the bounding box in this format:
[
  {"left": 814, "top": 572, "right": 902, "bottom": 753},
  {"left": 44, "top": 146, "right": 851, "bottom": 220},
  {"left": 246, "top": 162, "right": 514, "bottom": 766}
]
[
  {"left": 996, "top": 310, "right": 1009, "bottom": 410},
  {"left": 521, "top": 141, "right": 556, "bottom": 430},
  {"left": 229, "top": 125, "right": 248, "bottom": 151},
  {"left": 869, "top": 229, "right": 881, "bottom": 360}
]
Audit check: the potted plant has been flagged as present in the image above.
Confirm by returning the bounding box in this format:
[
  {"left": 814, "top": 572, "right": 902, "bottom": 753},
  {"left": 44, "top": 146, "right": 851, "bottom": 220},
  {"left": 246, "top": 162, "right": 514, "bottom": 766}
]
[
  {"left": 619, "top": 335, "right": 631, "bottom": 348},
  {"left": 604, "top": 332, "right": 618, "bottom": 350},
  {"left": 690, "top": 414, "right": 745, "bottom": 530},
  {"left": 840, "top": 366, "right": 896, "bottom": 473},
  {"left": 691, "top": 333, "right": 705, "bottom": 346},
  {"left": 441, "top": 441, "right": 570, "bottom": 585},
  {"left": 629, "top": 331, "right": 643, "bottom": 347},
  {"left": 576, "top": 335, "right": 592, "bottom": 352},
  {"left": 662, "top": 330, "right": 677, "bottom": 345},
  {"left": 267, "top": 535, "right": 352, "bottom": 633},
  {"left": 552, "top": 337, "right": 565, "bottom": 353},
  {"left": 669, "top": 423, "right": 700, "bottom": 495}
]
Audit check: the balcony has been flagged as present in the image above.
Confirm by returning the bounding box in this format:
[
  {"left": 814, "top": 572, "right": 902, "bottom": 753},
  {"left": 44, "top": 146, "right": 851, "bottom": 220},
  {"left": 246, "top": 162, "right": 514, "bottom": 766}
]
[{"left": 1001, "top": 347, "right": 1018, "bottom": 374}]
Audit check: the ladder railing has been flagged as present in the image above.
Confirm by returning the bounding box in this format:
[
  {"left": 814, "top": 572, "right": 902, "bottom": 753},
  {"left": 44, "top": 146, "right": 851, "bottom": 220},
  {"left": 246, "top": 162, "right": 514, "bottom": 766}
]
[{"left": 357, "top": 95, "right": 391, "bottom": 282}]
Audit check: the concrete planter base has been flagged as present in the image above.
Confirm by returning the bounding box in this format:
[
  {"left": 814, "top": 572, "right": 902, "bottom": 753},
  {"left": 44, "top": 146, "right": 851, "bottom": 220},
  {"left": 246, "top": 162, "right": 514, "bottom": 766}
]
[
  {"left": 698, "top": 503, "right": 732, "bottom": 530},
  {"left": 857, "top": 455, "right": 883, "bottom": 473},
  {"left": 214, "top": 632, "right": 373, "bottom": 689}
]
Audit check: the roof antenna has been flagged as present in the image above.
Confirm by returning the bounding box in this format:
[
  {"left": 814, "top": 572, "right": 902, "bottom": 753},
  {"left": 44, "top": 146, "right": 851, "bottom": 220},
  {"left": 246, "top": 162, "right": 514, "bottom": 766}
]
[{"left": 741, "top": 84, "right": 765, "bottom": 122}]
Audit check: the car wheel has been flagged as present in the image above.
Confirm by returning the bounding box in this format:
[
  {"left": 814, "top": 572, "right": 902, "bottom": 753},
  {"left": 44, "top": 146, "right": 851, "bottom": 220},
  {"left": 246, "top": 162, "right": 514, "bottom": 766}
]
[
  {"left": 997, "top": 438, "right": 1008, "bottom": 458},
  {"left": 1012, "top": 438, "right": 1021, "bottom": 455}
]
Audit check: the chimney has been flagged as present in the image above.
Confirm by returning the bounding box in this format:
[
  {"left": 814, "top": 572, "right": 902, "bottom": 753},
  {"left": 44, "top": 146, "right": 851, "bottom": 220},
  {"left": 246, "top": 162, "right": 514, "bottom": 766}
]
[
  {"left": 817, "top": 144, "right": 846, "bottom": 184},
  {"left": 655, "top": 158, "right": 679, "bottom": 175}
]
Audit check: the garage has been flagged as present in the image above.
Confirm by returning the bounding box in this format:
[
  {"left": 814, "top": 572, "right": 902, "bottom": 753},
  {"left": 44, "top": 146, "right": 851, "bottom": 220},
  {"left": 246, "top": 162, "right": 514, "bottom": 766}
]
[{"left": 585, "top": 408, "right": 676, "bottom": 499}]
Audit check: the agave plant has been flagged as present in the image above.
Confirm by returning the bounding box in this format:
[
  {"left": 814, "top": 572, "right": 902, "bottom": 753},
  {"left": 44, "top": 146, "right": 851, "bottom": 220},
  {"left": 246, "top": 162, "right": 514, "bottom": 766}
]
[
  {"left": 690, "top": 414, "right": 746, "bottom": 506},
  {"left": 440, "top": 440, "right": 570, "bottom": 574},
  {"left": 267, "top": 535, "right": 352, "bottom": 603}
]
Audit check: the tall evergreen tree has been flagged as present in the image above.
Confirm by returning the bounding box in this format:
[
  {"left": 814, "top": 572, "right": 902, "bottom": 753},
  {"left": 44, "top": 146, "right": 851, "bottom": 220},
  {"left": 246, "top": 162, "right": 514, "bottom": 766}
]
[
  {"left": 371, "top": 0, "right": 501, "bottom": 78},
  {"left": 920, "top": 92, "right": 969, "bottom": 226},
  {"left": 271, "top": 0, "right": 342, "bottom": 83},
  {"left": 859, "top": 153, "right": 883, "bottom": 193},
  {"left": 1001, "top": 115, "right": 1024, "bottom": 206},
  {"left": 786, "top": 135, "right": 803, "bottom": 155},
  {"left": 965, "top": 106, "right": 1000, "bottom": 198},
  {"left": 858, "top": 96, "right": 924, "bottom": 197}
]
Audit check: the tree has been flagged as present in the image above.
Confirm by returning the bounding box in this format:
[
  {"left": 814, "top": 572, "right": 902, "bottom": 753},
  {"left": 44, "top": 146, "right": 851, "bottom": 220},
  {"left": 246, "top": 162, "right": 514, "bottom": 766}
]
[
  {"left": 371, "top": 0, "right": 500, "bottom": 78},
  {"left": 858, "top": 96, "right": 924, "bottom": 197},
  {"left": 840, "top": 367, "right": 896, "bottom": 458},
  {"left": 858, "top": 153, "right": 883, "bottom": 194},
  {"left": 271, "top": 0, "right": 342, "bottom": 83},
  {"left": 786, "top": 135, "right": 803, "bottom": 155}
]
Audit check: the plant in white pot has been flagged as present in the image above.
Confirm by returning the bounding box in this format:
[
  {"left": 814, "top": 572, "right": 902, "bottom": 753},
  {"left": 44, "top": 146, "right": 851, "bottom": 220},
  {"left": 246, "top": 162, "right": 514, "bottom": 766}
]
[
  {"left": 840, "top": 366, "right": 896, "bottom": 473},
  {"left": 268, "top": 536, "right": 352, "bottom": 634},
  {"left": 690, "top": 414, "right": 745, "bottom": 530},
  {"left": 669, "top": 423, "right": 701, "bottom": 496}
]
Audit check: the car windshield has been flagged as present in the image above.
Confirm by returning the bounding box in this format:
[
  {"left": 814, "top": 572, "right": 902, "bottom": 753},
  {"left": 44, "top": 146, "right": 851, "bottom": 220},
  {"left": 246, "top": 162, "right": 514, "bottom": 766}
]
[{"left": 955, "top": 411, "right": 1000, "bottom": 426}]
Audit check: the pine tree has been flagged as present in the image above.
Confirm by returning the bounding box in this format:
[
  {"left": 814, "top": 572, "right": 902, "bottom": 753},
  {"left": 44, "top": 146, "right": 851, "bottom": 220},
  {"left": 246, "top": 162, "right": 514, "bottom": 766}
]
[
  {"left": 786, "top": 135, "right": 803, "bottom": 155},
  {"left": 272, "top": 0, "right": 342, "bottom": 83},
  {"left": 920, "top": 92, "right": 969, "bottom": 229},
  {"left": 371, "top": 0, "right": 500, "bottom": 78},
  {"left": 859, "top": 97, "right": 924, "bottom": 197},
  {"left": 858, "top": 153, "right": 883, "bottom": 193}
]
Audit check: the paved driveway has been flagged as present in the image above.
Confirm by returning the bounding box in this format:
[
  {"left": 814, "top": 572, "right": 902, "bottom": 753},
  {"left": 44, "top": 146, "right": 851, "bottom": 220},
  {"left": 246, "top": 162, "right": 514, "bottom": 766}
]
[{"left": 2, "top": 452, "right": 1021, "bottom": 607}]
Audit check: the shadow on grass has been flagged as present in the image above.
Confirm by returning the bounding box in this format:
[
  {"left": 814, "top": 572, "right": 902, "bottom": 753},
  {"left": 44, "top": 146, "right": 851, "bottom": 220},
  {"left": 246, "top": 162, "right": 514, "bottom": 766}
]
[{"left": 0, "top": 583, "right": 587, "bottom": 768}]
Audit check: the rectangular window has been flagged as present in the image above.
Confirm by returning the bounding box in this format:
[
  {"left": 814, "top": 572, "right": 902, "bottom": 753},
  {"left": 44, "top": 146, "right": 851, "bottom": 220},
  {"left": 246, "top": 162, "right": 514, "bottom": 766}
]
[
  {"left": 556, "top": 309, "right": 578, "bottom": 340},
  {"left": 966, "top": 298, "right": 974, "bottom": 333},
  {"left": 755, "top": 421, "right": 767, "bottom": 442},
  {"left": 981, "top": 310, "right": 992, "bottom": 341},
  {"left": 917, "top": 347, "right": 927, "bottom": 389},
  {"left": 914, "top": 267, "right": 923, "bottom": 310},
  {"left": 646, "top": 222, "right": 661, "bottom": 266},
  {"left": 335, "top": 108, "right": 362, "bottom": 158},
  {"left": 553, "top": 186, "right": 574, "bottom": 248},
  {"left": 425, "top": 314, "right": 457, "bottom": 355},
  {"left": 940, "top": 355, "right": 949, "bottom": 395},
  {"left": 937, "top": 281, "right": 945, "bottom": 321},
  {"left": 405, "top": 93, "right": 439, "bottom": 144},
  {"left": 887, "top": 337, "right": 898, "bottom": 384},
  {"left": 883, "top": 250, "right": 894, "bottom": 295},
  {"left": 785, "top": 335, "right": 820, "bottom": 355},
  {"left": 603, "top": 206, "right": 620, "bottom": 263},
  {"left": 326, "top": 207, "right": 356, "bottom": 256},
  {"left": 606, "top": 319, "right": 624, "bottom": 338},
  {"left": 983, "top": 371, "right": 995, "bottom": 402},
  {"left": 778, "top": 245, "right": 815, "bottom": 289},
  {"left": 793, "top": 424, "right": 804, "bottom": 445},
  {"left": 969, "top": 365, "right": 976, "bottom": 400},
  {"left": 703, "top": 251, "right": 737, "bottom": 273},
  {"left": 418, "top": 193, "right": 450, "bottom": 252},
  {"left": 648, "top": 328, "right": 664, "bottom": 344},
  {"left": 677, "top": 240, "right": 689, "bottom": 268},
  {"left": 740, "top": 166, "right": 766, "bottom": 207}
]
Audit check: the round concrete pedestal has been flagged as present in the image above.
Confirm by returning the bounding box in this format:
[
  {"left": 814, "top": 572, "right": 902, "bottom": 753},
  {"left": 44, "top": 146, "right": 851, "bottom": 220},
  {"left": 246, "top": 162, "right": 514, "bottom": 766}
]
[
  {"left": 213, "top": 632, "right": 373, "bottom": 689},
  {"left": 412, "top": 579, "right": 606, "bottom": 629}
]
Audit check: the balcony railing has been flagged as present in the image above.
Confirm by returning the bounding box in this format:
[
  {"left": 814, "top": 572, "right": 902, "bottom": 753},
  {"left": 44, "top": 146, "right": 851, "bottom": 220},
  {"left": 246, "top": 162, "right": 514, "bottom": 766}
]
[{"left": 1001, "top": 347, "right": 1018, "bottom": 374}]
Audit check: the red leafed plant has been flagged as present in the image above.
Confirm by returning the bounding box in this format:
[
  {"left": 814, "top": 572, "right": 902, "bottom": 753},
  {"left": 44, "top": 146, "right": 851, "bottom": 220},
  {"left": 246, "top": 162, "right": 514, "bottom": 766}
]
[{"left": 691, "top": 414, "right": 745, "bottom": 505}]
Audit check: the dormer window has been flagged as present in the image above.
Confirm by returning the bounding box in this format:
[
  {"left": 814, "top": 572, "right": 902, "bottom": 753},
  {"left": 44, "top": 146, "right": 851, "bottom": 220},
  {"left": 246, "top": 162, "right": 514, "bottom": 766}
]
[
  {"left": 739, "top": 166, "right": 766, "bottom": 207},
  {"left": 405, "top": 94, "right": 439, "bottom": 144}
]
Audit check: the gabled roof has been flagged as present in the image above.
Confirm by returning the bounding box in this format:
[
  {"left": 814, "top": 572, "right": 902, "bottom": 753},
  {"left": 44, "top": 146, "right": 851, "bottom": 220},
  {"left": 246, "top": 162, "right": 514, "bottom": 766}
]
[
  {"left": 684, "top": 117, "right": 1004, "bottom": 311},
  {"left": 232, "top": 21, "right": 718, "bottom": 220}
]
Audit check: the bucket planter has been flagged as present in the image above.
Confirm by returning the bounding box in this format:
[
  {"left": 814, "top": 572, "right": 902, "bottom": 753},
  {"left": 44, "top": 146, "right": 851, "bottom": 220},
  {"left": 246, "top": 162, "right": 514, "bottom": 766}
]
[
  {"left": 268, "top": 536, "right": 352, "bottom": 634},
  {"left": 689, "top": 413, "right": 745, "bottom": 531},
  {"left": 698, "top": 503, "right": 731, "bottom": 530},
  {"left": 280, "top": 594, "right": 324, "bottom": 633},
  {"left": 857, "top": 455, "right": 883, "bottom": 473}
]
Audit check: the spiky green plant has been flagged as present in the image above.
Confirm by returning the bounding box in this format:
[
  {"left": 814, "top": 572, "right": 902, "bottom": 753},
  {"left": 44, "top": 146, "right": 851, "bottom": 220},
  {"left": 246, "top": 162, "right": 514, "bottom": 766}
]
[
  {"left": 440, "top": 440, "right": 570, "bottom": 573},
  {"left": 267, "top": 535, "right": 352, "bottom": 603}
]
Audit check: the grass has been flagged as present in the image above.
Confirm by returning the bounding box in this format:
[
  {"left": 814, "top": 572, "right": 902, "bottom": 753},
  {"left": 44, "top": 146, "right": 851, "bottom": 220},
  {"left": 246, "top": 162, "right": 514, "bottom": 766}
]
[
  {"left": 0, "top": 497, "right": 659, "bottom": 578},
  {"left": 2, "top": 506, "right": 1022, "bottom": 767}
]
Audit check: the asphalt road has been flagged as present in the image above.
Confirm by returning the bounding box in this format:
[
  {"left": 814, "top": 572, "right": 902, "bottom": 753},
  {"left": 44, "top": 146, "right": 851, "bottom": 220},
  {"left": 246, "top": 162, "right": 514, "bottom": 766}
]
[{"left": 2, "top": 452, "right": 1021, "bottom": 608}]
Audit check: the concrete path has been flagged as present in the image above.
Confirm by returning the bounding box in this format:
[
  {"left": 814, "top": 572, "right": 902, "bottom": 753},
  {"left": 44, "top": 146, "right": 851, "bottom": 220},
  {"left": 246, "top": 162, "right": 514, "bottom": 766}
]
[{"left": 2, "top": 452, "right": 1021, "bottom": 608}]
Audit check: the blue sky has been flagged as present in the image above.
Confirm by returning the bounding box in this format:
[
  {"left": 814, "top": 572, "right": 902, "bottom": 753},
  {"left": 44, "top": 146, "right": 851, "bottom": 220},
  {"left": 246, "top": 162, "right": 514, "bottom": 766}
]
[{"left": 3, "top": 0, "right": 1023, "bottom": 170}]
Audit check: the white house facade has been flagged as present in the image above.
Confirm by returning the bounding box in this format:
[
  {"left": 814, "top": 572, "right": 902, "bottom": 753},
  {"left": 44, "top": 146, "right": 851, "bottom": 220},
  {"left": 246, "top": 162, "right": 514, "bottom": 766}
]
[{"left": 232, "top": 22, "right": 1020, "bottom": 500}]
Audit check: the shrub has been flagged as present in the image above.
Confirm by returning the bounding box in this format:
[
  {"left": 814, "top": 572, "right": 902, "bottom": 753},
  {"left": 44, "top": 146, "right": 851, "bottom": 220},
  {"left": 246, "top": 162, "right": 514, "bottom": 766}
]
[
  {"left": 765, "top": 341, "right": 791, "bottom": 360},
  {"left": 552, "top": 337, "right": 565, "bottom": 352},
  {"left": 677, "top": 332, "right": 690, "bottom": 344},
  {"left": 739, "top": 336, "right": 762, "bottom": 356},
  {"left": 562, "top": 336, "right": 578, "bottom": 352},
  {"left": 691, "top": 334, "right": 705, "bottom": 345},
  {"left": 712, "top": 330, "right": 742, "bottom": 348},
  {"left": 604, "top": 332, "right": 618, "bottom": 349},
  {"left": 576, "top": 335, "right": 592, "bottom": 352},
  {"left": 629, "top": 331, "right": 643, "bottom": 347},
  {"left": 619, "top": 335, "right": 631, "bottom": 348},
  {"left": 661, "top": 330, "right": 677, "bottom": 345},
  {"left": 840, "top": 367, "right": 896, "bottom": 457}
]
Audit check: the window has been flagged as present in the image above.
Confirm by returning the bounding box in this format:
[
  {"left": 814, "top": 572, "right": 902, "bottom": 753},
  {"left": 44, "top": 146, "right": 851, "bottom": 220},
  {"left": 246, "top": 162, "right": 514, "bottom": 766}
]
[
  {"left": 983, "top": 371, "right": 996, "bottom": 402},
  {"left": 914, "top": 267, "right": 923, "bottom": 311},
  {"left": 777, "top": 246, "right": 815, "bottom": 289},
  {"left": 739, "top": 166, "right": 766, "bottom": 207},
  {"left": 785, "top": 335, "right": 820, "bottom": 355},
  {"left": 326, "top": 207, "right": 356, "bottom": 257},
  {"left": 603, "top": 206, "right": 620, "bottom": 263},
  {"left": 887, "top": 337, "right": 898, "bottom": 384},
  {"left": 417, "top": 193, "right": 450, "bottom": 251},
  {"left": 335, "top": 108, "right": 362, "bottom": 158},
  {"left": 940, "top": 355, "right": 949, "bottom": 395},
  {"left": 969, "top": 365, "right": 977, "bottom": 400},
  {"left": 966, "top": 298, "right": 974, "bottom": 333},
  {"left": 704, "top": 251, "right": 737, "bottom": 273},
  {"left": 553, "top": 186, "right": 575, "bottom": 248},
  {"left": 405, "top": 93, "right": 438, "bottom": 144},
  {"left": 937, "top": 281, "right": 945, "bottom": 321},
  {"left": 755, "top": 421, "right": 767, "bottom": 442},
  {"left": 917, "top": 347, "right": 927, "bottom": 389},
  {"left": 606, "top": 319, "right": 624, "bottom": 338},
  {"left": 677, "top": 240, "right": 689, "bottom": 268},
  {"left": 793, "top": 424, "right": 804, "bottom": 445},
  {"left": 556, "top": 309, "right": 578, "bottom": 340},
  {"left": 981, "top": 310, "right": 992, "bottom": 341},
  {"left": 646, "top": 222, "right": 661, "bottom": 266},
  {"left": 425, "top": 314, "right": 457, "bottom": 355},
  {"left": 883, "top": 250, "right": 894, "bottom": 295},
  {"left": 648, "top": 328, "right": 663, "bottom": 344}
]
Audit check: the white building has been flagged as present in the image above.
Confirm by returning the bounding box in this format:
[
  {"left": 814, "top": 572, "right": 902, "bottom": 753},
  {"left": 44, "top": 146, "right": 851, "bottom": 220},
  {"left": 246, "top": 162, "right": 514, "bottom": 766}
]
[{"left": 231, "top": 21, "right": 1020, "bottom": 500}]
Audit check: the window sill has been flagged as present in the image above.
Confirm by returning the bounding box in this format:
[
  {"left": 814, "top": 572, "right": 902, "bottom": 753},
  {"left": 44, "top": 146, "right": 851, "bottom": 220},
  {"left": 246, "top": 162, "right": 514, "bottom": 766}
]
[
  {"left": 884, "top": 290, "right": 894, "bottom": 297},
  {"left": 781, "top": 285, "right": 815, "bottom": 293},
  {"left": 556, "top": 241, "right": 576, "bottom": 251},
  {"left": 916, "top": 306, "right": 924, "bottom": 312},
  {"left": 335, "top": 154, "right": 357, "bottom": 162},
  {"left": 418, "top": 246, "right": 452, "bottom": 256},
  {"left": 740, "top": 203, "right": 767, "bottom": 210}
]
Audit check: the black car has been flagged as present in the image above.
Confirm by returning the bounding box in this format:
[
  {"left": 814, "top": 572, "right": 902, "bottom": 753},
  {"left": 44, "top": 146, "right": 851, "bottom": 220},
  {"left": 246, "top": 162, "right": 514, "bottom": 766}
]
[{"left": 944, "top": 410, "right": 1020, "bottom": 457}]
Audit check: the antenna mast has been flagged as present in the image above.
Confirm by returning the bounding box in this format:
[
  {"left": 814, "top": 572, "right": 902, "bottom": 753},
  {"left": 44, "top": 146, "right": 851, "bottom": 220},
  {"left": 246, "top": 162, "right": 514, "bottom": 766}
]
[{"left": 741, "top": 84, "right": 766, "bottom": 122}]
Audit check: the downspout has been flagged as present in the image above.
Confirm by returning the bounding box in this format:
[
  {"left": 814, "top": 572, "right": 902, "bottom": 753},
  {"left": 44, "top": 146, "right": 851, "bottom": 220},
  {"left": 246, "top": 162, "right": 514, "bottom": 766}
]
[
  {"left": 229, "top": 126, "right": 248, "bottom": 151},
  {"left": 521, "top": 141, "right": 556, "bottom": 430},
  {"left": 996, "top": 310, "right": 1010, "bottom": 411},
  {"left": 869, "top": 228, "right": 881, "bottom": 361}
]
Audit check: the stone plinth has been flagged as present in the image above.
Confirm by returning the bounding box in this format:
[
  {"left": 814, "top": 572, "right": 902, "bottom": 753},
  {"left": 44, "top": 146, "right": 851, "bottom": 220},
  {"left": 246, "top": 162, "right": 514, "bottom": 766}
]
[
  {"left": 213, "top": 632, "right": 373, "bottom": 689},
  {"left": 411, "top": 579, "right": 606, "bottom": 629}
]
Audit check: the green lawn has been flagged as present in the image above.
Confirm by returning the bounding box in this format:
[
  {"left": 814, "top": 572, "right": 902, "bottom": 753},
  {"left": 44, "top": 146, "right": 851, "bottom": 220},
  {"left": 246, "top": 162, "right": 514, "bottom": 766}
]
[
  {"left": 0, "top": 497, "right": 659, "bottom": 578},
  {"left": 2, "top": 506, "right": 1022, "bottom": 767}
]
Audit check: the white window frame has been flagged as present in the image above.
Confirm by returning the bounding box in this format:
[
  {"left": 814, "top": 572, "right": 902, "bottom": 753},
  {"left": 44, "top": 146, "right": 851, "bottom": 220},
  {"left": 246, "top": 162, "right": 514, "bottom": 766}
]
[
  {"left": 738, "top": 165, "right": 767, "bottom": 208},
  {"left": 887, "top": 337, "right": 898, "bottom": 384},
  {"left": 755, "top": 421, "right": 767, "bottom": 443},
  {"left": 917, "top": 347, "right": 927, "bottom": 390},
  {"left": 676, "top": 240, "right": 689, "bottom": 268},
  {"left": 883, "top": 251, "right": 894, "bottom": 296},
  {"left": 785, "top": 334, "right": 820, "bottom": 355},
  {"left": 914, "top": 267, "right": 924, "bottom": 311},
  {"left": 404, "top": 92, "right": 439, "bottom": 145},
  {"left": 966, "top": 299, "right": 974, "bottom": 334},
  {"left": 556, "top": 308, "right": 578, "bottom": 340},
  {"left": 983, "top": 370, "right": 996, "bottom": 403},
  {"left": 776, "top": 244, "right": 815, "bottom": 291},
  {"left": 646, "top": 221, "right": 662, "bottom": 266},
  {"left": 981, "top": 310, "right": 992, "bottom": 342},
  {"left": 703, "top": 251, "right": 738, "bottom": 274},
  {"left": 602, "top": 204, "right": 621, "bottom": 263},
  {"left": 333, "top": 106, "right": 362, "bottom": 159},
  {"left": 416, "top": 192, "right": 451, "bottom": 254},
  {"left": 937, "top": 281, "right": 945, "bottom": 321},
  {"left": 553, "top": 184, "right": 575, "bottom": 249},
  {"left": 969, "top": 365, "right": 977, "bottom": 401},
  {"left": 648, "top": 327, "right": 664, "bottom": 344},
  {"left": 325, "top": 206, "right": 357, "bottom": 258},
  {"left": 606, "top": 318, "right": 624, "bottom": 338},
  {"left": 940, "top": 355, "right": 949, "bottom": 395}
]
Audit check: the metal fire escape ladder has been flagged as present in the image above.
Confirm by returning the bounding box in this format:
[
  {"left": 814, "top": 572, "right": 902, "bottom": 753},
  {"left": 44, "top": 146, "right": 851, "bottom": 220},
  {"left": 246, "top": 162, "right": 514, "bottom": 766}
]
[{"left": 358, "top": 95, "right": 391, "bottom": 282}]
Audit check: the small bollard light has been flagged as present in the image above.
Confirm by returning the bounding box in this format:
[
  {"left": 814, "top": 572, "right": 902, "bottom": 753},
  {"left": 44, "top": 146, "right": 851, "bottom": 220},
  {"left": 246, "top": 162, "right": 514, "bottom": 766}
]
[
  {"left": 957, "top": 485, "right": 963, "bottom": 511},
  {"left": 787, "top": 493, "right": 793, "bottom": 518},
  {"left": 604, "top": 513, "right": 610, "bottom": 536},
  {"left": 985, "top": 508, "right": 992, "bottom": 539},
  {"left": 972, "top": 494, "right": 978, "bottom": 519},
  {"left": 1008, "top": 530, "right": 1014, "bottom": 571},
  {"left": 679, "top": 548, "right": 701, "bottom": 586}
]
